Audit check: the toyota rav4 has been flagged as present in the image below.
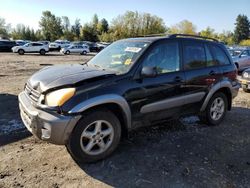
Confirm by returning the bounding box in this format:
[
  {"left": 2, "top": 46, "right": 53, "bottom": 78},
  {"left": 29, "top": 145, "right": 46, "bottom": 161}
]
[{"left": 18, "top": 34, "right": 240, "bottom": 163}]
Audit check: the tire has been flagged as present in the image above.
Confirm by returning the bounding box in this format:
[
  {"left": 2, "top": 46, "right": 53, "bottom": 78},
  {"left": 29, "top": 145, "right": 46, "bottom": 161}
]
[
  {"left": 243, "top": 88, "right": 250, "bottom": 93},
  {"left": 81, "top": 51, "right": 87, "bottom": 55},
  {"left": 200, "top": 92, "right": 228, "bottom": 126},
  {"left": 65, "top": 50, "right": 70, "bottom": 55},
  {"left": 40, "top": 49, "right": 46, "bottom": 55},
  {"left": 66, "top": 109, "right": 121, "bottom": 163},
  {"left": 18, "top": 49, "right": 25, "bottom": 55}
]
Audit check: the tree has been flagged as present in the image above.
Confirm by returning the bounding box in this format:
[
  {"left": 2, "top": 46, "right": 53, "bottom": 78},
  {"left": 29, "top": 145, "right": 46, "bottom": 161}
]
[
  {"left": 80, "top": 23, "right": 98, "bottom": 41},
  {"left": 102, "top": 11, "right": 166, "bottom": 41},
  {"left": 39, "top": 11, "right": 63, "bottom": 41},
  {"left": 200, "top": 27, "right": 216, "bottom": 38},
  {"left": 71, "top": 18, "right": 81, "bottom": 40},
  {"left": 240, "top": 39, "right": 250, "bottom": 46},
  {"left": 0, "top": 17, "right": 11, "bottom": 38},
  {"left": 11, "top": 24, "right": 37, "bottom": 40},
  {"left": 218, "top": 31, "right": 234, "bottom": 45},
  {"left": 169, "top": 20, "right": 197, "bottom": 35},
  {"left": 234, "top": 14, "right": 250, "bottom": 44},
  {"left": 61, "top": 16, "right": 71, "bottom": 32},
  {"left": 97, "top": 18, "right": 109, "bottom": 34},
  {"left": 92, "top": 14, "right": 99, "bottom": 30}
]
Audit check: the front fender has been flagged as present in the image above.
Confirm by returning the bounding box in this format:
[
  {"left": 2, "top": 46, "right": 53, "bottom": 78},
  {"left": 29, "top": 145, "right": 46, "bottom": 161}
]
[{"left": 68, "top": 94, "right": 131, "bottom": 129}]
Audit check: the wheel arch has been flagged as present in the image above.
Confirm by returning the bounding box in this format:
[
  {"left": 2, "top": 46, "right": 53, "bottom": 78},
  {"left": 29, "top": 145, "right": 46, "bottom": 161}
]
[
  {"left": 200, "top": 81, "right": 233, "bottom": 112},
  {"left": 68, "top": 94, "right": 132, "bottom": 131}
]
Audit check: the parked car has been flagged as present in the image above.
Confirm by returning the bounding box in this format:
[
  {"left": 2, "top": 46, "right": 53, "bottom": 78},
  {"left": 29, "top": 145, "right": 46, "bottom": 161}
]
[
  {"left": 0, "top": 40, "right": 17, "bottom": 52},
  {"left": 49, "top": 40, "right": 70, "bottom": 51},
  {"left": 232, "top": 48, "right": 250, "bottom": 71},
  {"left": 16, "top": 40, "right": 29, "bottom": 46},
  {"left": 239, "top": 68, "right": 250, "bottom": 92},
  {"left": 60, "top": 44, "right": 90, "bottom": 55},
  {"left": 18, "top": 34, "right": 240, "bottom": 163},
  {"left": 37, "top": 41, "right": 50, "bottom": 45},
  {"left": 12, "top": 42, "right": 49, "bottom": 55}
]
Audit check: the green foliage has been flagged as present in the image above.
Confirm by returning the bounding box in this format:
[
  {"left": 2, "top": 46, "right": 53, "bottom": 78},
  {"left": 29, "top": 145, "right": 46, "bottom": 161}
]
[
  {"left": 99, "top": 11, "right": 166, "bottom": 41},
  {"left": 1, "top": 11, "right": 249, "bottom": 45},
  {"left": 218, "top": 31, "right": 234, "bottom": 45},
  {"left": 169, "top": 20, "right": 197, "bottom": 35},
  {"left": 200, "top": 27, "right": 216, "bottom": 38},
  {"left": 239, "top": 39, "right": 250, "bottom": 46},
  {"left": 71, "top": 19, "right": 81, "bottom": 40},
  {"left": 39, "top": 11, "right": 63, "bottom": 41},
  {"left": 97, "top": 18, "right": 109, "bottom": 34},
  {"left": 234, "top": 14, "right": 250, "bottom": 44},
  {"left": 11, "top": 24, "right": 37, "bottom": 41},
  {"left": 80, "top": 23, "right": 98, "bottom": 42},
  {"left": 0, "top": 17, "right": 10, "bottom": 38}
]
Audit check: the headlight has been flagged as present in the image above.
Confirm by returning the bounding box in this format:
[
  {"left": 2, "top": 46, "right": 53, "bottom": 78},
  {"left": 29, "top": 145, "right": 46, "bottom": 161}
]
[
  {"left": 243, "top": 72, "right": 249, "bottom": 78},
  {"left": 45, "top": 88, "right": 75, "bottom": 107}
]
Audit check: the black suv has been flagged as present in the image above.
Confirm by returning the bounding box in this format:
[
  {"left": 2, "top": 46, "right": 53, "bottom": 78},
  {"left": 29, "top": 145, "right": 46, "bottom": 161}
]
[
  {"left": 0, "top": 40, "right": 17, "bottom": 52},
  {"left": 18, "top": 34, "right": 240, "bottom": 163}
]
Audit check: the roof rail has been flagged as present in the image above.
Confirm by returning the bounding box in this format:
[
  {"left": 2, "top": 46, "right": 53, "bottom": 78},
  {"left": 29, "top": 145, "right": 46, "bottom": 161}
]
[
  {"left": 136, "top": 33, "right": 167, "bottom": 37},
  {"left": 169, "top": 34, "right": 219, "bottom": 42}
]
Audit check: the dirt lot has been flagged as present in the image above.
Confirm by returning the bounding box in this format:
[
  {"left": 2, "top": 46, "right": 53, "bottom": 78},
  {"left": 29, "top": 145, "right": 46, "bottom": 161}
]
[{"left": 0, "top": 52, "right": 250, "bottom": 188}]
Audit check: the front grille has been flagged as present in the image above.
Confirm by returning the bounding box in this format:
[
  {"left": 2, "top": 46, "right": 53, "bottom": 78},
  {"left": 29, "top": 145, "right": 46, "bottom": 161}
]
[{"left": 25, "top": 83, "right": 41, "bottom": 102}]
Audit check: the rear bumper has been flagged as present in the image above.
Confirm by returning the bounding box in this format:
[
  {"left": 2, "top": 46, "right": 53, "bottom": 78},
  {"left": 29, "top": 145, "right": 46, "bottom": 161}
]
[{"left": 18, "top": 92, "right": 81, "bottom": 145}]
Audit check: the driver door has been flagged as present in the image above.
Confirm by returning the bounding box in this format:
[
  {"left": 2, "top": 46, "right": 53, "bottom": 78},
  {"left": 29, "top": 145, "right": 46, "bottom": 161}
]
[{"left": 126, "top": 40, "right": 186, "bottom": 127}]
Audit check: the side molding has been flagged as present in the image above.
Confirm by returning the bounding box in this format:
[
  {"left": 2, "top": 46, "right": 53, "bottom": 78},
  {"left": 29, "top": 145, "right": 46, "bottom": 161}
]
[
  {"left": 69, "top": 94, "right": 131, "bottom": 129},
  {"left": 140, "top": 92, "right": 206, "bottom": 114}
]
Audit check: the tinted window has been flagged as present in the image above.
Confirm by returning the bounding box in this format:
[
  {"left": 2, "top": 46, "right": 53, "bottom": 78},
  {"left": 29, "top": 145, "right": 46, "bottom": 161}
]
[
  {"left": 33, "top": 43, "right": 42, "bottom": 46},
  {"left": 241, "top": 50, "right": 250, "bottom": 57},
  {"left": 142, "top": 41, "right": 180, "bottom": 74},
  {"left": 183, "top": 41, "right": 206, "bottom": 70},
  {"left": 205, "top": 44, "right": 218, "bottom": 67},
  {"left": 209, "top": 44, "right": 230, "bottom": 65}
]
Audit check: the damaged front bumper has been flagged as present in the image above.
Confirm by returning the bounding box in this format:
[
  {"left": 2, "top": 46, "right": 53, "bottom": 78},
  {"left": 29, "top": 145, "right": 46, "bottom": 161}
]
[{"left": 18, "top": 92, "right": 81, "bottom": 145}]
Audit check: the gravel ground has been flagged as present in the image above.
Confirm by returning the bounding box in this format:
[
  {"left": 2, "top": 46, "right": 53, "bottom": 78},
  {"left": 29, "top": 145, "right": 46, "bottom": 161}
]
[{"left": 0, "top": 52, "right": 250, "bottom": 188}]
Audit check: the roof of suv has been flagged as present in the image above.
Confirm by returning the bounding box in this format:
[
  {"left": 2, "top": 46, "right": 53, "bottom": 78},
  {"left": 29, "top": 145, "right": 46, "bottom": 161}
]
[{"left": 123, "top": 34, "right": 220, "bottom": 44}]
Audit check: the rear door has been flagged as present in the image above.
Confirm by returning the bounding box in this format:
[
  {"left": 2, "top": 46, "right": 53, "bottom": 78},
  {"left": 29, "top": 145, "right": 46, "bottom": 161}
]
[
  {"left": 209, "top": 43, "right": 236, "bottom": 81},
  {"left": 182, "top": 40, "right": 221, "bottom": 109}
]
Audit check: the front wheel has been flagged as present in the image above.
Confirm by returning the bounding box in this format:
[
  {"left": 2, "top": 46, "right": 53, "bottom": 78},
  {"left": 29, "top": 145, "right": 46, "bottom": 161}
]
[
  {"left": 66, "top": 109, "right": 121, "bottom": 163},
  {"left": 200, "top": 92, "right": 228, "bottom": 125},
  {"left": 65, "top": 50, "right": 70, "bottom": 55},
  {"left": 18, "top": 49, "right": 25, "bottom": 55},
  {"left": 40, "top": 49, "right": 46, "bottom": 55}
]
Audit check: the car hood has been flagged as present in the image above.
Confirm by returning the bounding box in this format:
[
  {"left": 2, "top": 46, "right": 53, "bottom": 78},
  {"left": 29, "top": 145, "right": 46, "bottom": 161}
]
[{"left": 27, "top": 64, "right": 115, "bottom": 93}]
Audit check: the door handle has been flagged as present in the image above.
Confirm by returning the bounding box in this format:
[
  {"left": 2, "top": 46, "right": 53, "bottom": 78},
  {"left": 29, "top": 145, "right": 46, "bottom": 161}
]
[
  {"left": 209, "top": 70, "right": 216, "bottom": 75},
  {"left": 174, "top": 76, "right": 183, "bottom": 82}
]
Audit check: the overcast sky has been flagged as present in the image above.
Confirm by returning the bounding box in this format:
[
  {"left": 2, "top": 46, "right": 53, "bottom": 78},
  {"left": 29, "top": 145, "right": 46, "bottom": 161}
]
[{"left": 0, "top": 0, "right": 249, "bottom": 32}]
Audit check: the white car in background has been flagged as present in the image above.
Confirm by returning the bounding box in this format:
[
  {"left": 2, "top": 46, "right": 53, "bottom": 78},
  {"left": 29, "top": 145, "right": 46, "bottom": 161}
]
[
  {"left": 60, "top": 44, "right": 90, "bottom": 55},
  {"left": 49, "top": 40, "right": 70, "bottom": 51},
  {"left": 12, "top": 42, "right": 49, "bottom": 55}
]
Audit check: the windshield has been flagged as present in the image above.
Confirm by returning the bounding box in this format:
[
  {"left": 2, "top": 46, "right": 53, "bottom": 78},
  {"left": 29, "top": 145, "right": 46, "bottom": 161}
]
[{"left": 88, "top": 40, "right": 149, "bottom": 74}]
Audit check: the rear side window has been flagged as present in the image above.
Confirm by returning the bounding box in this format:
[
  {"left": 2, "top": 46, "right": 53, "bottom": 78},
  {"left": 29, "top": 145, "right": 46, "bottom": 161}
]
[
  {"left": 209, "top": 44, "right": 230, "bottom": 65},
  {"left": 183, "top": 41, "right": 206, "bottom": 70}
]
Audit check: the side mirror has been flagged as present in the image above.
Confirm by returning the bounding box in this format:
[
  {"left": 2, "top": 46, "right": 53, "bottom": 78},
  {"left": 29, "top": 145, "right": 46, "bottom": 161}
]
[{"left": 141, "top": 66, "right": 157, "bottom": 78}]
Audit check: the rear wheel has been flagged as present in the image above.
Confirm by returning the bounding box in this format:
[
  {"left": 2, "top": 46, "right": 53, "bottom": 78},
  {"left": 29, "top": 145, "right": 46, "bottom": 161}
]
[
  {"left": 18, "top": 49, "right": 25, "bottom": 55},
  {"left": 40, "top": 49, "right": 46, "bottom": 55},
  {"left": 81, "top": 51, "right": 87, "bottom": 55},
  {"left": 65, "top": 50, "right": 70, "bottom": 55},
  {"left": 243, "top": 88, "right": 250, "bottom": 93},
  {"left": 200, "top": 92, "right": 228, "bottom": 125},
  {"left": 66, "top": 109, "right": 121, "bottom": 163}
]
